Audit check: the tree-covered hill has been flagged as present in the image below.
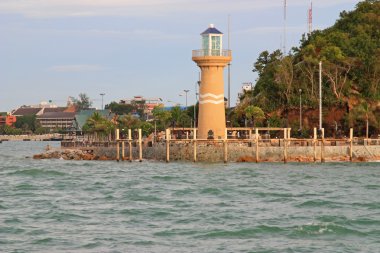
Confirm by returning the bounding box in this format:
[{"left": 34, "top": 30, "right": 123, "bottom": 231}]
[{"left": 245, "top": 0, "right": 380, "bottom": 136}]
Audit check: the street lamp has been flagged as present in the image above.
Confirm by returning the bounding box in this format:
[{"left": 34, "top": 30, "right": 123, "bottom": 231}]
[
  {"left": 100, "top": 93, "right": 105, "bottom": 110},
  {"left": 183, "top": 89, "right": 190, "bottom": 108},
  {"left": 299, "top": 88, "right": 302, "bottom": 131}
]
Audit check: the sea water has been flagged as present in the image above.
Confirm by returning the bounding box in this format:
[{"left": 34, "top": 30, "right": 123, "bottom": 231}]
[{"left": 0, "top": 142, "right": 379, "bottom": 253}]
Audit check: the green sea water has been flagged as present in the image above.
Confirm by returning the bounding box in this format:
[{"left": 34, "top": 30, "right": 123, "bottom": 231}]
[{"left": 0, "top": 142, "right": 379, "bottom": 252}]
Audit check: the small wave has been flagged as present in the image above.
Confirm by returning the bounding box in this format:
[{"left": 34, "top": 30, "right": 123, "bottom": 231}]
[
  {"left": 154, "top": 229, "right": 199, "bottom": 237},
  {"left": 8, "top": 168, "right": 66, "bottom": 177},
  {"left": 32, "top": 237, "right": 53, "bottom": 245},
  {"left": 291, "top": 222, "right": 366, "bottom": 237},
  {"left": 196, "top": 226, "right": 284, "bottom": 239},
  {"left": 152, "top": 175, "right": 178, "bottom": 181},
  {"left": 200, "top": 187, "right": 223, "bottom": 195},
  {"left": 296, "top": 199, "right": 341, "bottom": 208},
  {"left": 0, "top": 226, "right": 25, "bottom": 235}
]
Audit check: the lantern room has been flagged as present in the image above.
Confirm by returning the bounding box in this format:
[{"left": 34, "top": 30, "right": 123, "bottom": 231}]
[{"left": 201, "top": 24, "right": 223, "bottom": 56}]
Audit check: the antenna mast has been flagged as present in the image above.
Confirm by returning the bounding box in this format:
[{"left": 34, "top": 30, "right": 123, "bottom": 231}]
[
  {"left": 308, "top": 1, "right": 313, "bottom": 34},
  {"left": 227, "top": 15, "right": 231, "bottom": 109},
  {"left": 283, "top": 0, "right": 287, "bottom": 55}
]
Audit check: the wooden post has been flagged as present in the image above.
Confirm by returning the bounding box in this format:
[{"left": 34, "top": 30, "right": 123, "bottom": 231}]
[
  {"left": 223, "top": 140, "right": 228, "bottom": 163},
  {"left": 138, "top": 129, "right": 142, "bottom": 162},
  {"left": 166, "top": 129, "right": 170, "bottom": 163},
  {"left": 193, "top": 128, "right": 197, "bottom": 162},
  {"left": 186, "top": 132, "right": 189, "bottom": 140},
  {"left": 128, "top": 129, "right": 132, "bottom": 162},
  {"left": 321, "top": 128, "right": 325, "bottom": 163},
  {"left": 121, "top": 141, "right": 125, "bottom": 161},
  {"left": 349, "top": 128, "right": 353, "bottom": 162},
  {"left": 255, "top": 128, "right": 259, "bottom": 163},
  {"left": 116, "top": 129, "right": 120, "bottom": 140},
  {"left": 116, "top": 141, "right": 120, "bottom": 162},
  {"left": 313, "top": 128, "right": 317, "bottom": 162},
  {"left": 283, "top": 128, "right": 287, "bottom": 163},
  {"left": 116, "top": 128, "right": 120, "bottom": 162}
]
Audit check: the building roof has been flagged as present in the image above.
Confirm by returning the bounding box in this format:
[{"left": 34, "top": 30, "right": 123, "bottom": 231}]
[
  {"left": 201, "top": 25, "right": 223, "bottom": 35},
  {"left": 42, "top": 107, "right": 67, "bottom": 113},
  {"left": 11, "top": 107, "right": 42, "bottom": 116},
  {"left": 37, "top": 112, "right": 76, "bottom": 119}
]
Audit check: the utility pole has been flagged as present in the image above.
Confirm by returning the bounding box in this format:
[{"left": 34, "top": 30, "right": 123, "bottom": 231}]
[
  {"left": 100, "top": 93, "right": 105, "bottom": 110},
  {"left": 319, "top": 61, "right": 322, "bottom": 130},
  {"left": 283, "top": 0, "right": 287, "bottom": 55},
  {"left": 299, "top": 89, "right": 302, "bottom": 131}
]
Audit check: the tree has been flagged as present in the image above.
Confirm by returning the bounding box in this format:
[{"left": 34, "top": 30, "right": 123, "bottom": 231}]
[
  {"left": 83, "top": 112, "right": 115, "bottom": 141},
  {"left": 105, "top": 102, "right": 135, "bottom": 115},
  {"left": 14, "top": 115, "right": 38, "bottom": 133},
  {"left": 244, "top": 106, "right": 265, "bottom": 127},
  {"left": 73, "top": 93, "right": 92, "bottom": 111},
  {"left": 152, "top": 105, "right": 172, "bottom": 130}
]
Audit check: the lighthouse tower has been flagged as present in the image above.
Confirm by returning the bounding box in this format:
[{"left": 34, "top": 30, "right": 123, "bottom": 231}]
[{"left": 192, "top": 24, "right": 232, "bottom": 139}]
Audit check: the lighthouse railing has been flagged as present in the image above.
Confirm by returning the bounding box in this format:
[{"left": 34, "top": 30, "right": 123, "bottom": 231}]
[{"left": 192, "top": 49, "right": 231, "bottom": 57}]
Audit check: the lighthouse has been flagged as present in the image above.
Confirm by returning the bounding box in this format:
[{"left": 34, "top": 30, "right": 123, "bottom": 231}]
[{"left": 192, "top": 24, "right": 232, "bottom": 139}]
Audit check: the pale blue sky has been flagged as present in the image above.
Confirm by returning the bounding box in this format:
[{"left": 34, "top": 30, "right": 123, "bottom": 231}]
[{"left": 0, "top": 0, "right": 360, "bottom": 112}]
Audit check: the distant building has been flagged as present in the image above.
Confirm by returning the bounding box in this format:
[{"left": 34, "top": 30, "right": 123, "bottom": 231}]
[
  {"left": 37, "top": 112, "right": 76, "bottom": 130},
  {"left": 120, "top": 96, "right": 163, "bottom": 119},
  {"left": 11, "top": 105, "right": 76, "bottom": 131},
  {"left": 236, "top": 82, "right": 254, "bottom": 105}
]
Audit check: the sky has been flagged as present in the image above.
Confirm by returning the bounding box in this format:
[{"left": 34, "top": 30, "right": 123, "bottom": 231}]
[{"left": 0, "top": 0, "right": 361, "bottom": 112}]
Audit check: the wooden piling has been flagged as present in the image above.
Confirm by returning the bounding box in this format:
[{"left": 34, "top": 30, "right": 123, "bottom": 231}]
[
  {"left": 193, "top": 129, "right": 197, "bottom": 162},
  {"left": 349, "top": 128, "right": 353, "bottom": 162},
  {"left": 121, "top": 141, "right": 125, "bottom": 160},
  {"left": 138, "top": 129, "right": 142, "bottom": 162},
  {"left": 128, "top": 129, "right": 132, "bottom": 162},
  {"left": 166, "top": 129, "right": 170, "bottom": 163},
  {"left": 321, "top": 128, "right": 325, "bottom": 163},
  {"left": 283, "top": 128, "right": 287, "bottom": 163},
  {"left": 116, "top": 142, "right": 120, "bottom": 162},
  {"left": 313, "top": 128, "right": 317, "bottom": 162},
  {"left": 255, "top": 128, "right": 259, "bottom": 163}
]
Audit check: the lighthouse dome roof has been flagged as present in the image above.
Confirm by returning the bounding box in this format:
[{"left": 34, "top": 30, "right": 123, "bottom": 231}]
[{"left": 201, "top": 24, "right": 223, "bottom": 35}]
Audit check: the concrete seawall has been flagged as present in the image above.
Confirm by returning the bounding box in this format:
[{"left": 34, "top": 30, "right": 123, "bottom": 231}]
[{"left": 86, "top": 142, "right": 380, "bottom": 162}]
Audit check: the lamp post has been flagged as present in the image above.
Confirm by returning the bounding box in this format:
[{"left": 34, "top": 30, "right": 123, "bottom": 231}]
[
  {"left": 183, "top": 90, "right": 190, "bottom": 108},
  {"left": 299, "top": 88, "right": 302, "bottom": 131},
  {"left": 100, "top": 93, "right": 105, "bottom": 110}
]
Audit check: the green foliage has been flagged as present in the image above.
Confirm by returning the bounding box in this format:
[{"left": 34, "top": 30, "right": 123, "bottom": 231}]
[
  {"left": 14, "top": 115, "right": 38, "bottom": 132},
  {"left": 82, "top": 112, "right": 115, "bottom": 141},
  {"left": 244, "top": 106, "right": 265, "bottom": 127},
  {"left": 152, "top": 105, "right": 172, "bottom": 130},
  {"left": 105, "top": 102, "right": 135, "bottom": 115},
  {"left": 0, "top": 125, "right": 22, "bottom": 135},
  {"left": 73, "top": 93, "right": 92, "bottom": 111},
  {"left": 244, "top": 0, "right": 380, "bottom": 134}
]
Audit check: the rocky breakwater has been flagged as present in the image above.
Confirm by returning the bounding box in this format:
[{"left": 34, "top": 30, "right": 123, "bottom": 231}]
[{"left": 33, "top": 148, "right": 115, "bottom": 161}]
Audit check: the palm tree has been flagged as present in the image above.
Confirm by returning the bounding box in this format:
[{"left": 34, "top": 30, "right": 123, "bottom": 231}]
[{"left": 244, "top": 105, "right": 265, "bottom": 127}]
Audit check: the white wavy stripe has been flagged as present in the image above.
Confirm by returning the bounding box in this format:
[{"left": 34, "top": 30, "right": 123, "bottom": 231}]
[
  {"left": 199, "top": 99, "right": 224, "bottom": 105},
  {"left": 199, "top": 93, "right": 224, "bottom": 99}
]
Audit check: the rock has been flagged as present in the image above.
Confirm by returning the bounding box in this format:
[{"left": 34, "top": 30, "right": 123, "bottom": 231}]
[
  {"left": 81, "top": 154, "right": 94, "bottom": 160},
  {"left": 33, "top": 154, "right": 43, "bottom": 159},
  {"left": 237, "top": 156, "right": 256, "bottom": 162}
]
